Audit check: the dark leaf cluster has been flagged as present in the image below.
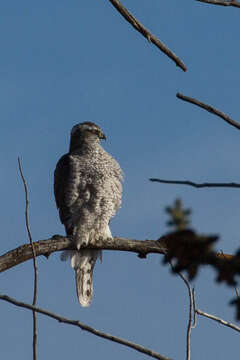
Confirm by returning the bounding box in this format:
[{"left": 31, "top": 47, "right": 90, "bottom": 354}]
[
  {"left": 158, "top": 230, "right": 218, "bottom": 279},
  {"left": 158, "top": 229, "right": 240, "bottom": 320},
  {"left": 215, "top": 251, "right": 240, "bottom": 286},
  {"left": 165, "top": 199, "right": 191, "bottom": 231}
]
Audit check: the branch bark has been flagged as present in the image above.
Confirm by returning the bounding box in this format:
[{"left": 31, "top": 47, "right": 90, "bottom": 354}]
[
  {"left": 176, "top": 92, "right": 240, "bottom": 130},
  {"left": 108, "top": 0, "right": 187, "bottom": 71},
  {"left": 196, "top": 0, "right": 240, "bottom": 7},
  {"left": 0, "top": 293, "right": 172, "bottom": 360}
]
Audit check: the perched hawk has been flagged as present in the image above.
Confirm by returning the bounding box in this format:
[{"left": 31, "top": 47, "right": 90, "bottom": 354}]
[{"left": 54, "top": 122, "right": 123, "bottom": 306}]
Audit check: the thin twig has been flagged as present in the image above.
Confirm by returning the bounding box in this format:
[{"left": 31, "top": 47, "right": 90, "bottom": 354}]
[
  {"left": 176, "top": 93, "right": 240, "bottom": 130},
  {"left": 196, "top": 0, "right": 240, "bottom": 8},
  {"left": 196, "top": 309, "right": 240, "bottom": 332},
  {"left": 191, "top": 289, "right": 197, "bottom": 329},
  {"left": 149, "top": 178, "right": 240, "bottom": 189},
  {"left": 0, "top": 294, "right": 172, "bottom": 360},
  {"left": 235, "top": 287, "right": 240, "bottom": 298},
  {"left": 169, "top": 261, "right": 194, "bottom": 360},
  {"left": 108, "top": 0, "right": 187, "bottom": 71},
  {"left": 175, "top": 271, "right": 194, "bottom": 360},
  {"left": 18, "top": 158, "right": 38, "bottom": 360}
]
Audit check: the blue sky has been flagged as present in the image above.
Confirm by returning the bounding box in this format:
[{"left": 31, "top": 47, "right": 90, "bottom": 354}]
[{"left": 1, "top": 1, "right": 240, "bottom": 359}]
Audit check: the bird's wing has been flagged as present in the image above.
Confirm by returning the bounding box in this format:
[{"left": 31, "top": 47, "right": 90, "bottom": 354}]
[{"left": 54, "top": 154, "right": 71, "bottom": 225}]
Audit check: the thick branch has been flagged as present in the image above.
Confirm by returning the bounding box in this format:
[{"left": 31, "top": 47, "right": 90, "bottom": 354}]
[
  {"left": 196, "top": 0, "right": 240, "bottom": 7},
  {"left": 0, "top": 294, "right": 171, "bottom": 360},
  {"left": 0, "top": 234, "right": 234, "bottom": 274},
  {"left": 108, "top": 0, "right": 187, "bottom": 71},
  {"left": 176, "top": 93, "right": 240, "bottom": 130},
  {"left": 0, "top": 236, "right": 166, "bottom": 273},
  {"left": 149, "top": 178, "right": 240, "bottom": 189}
]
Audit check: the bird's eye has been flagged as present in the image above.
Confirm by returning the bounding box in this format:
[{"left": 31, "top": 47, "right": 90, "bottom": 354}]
[{"left": 88, "top": 127, "right": 98, "bottom": 135}]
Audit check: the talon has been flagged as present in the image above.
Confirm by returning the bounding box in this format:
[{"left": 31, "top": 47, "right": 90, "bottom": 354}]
[
  {"left": 51, "top": 234, "right": 62, "bottom": 240},
  {"left": 138, "top": 252, "right": 147, "bottom": 259}
]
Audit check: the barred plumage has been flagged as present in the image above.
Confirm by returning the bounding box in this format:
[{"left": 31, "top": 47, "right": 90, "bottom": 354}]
[{"left": 54, "top": 122, "right": 122, "bottom": 306}]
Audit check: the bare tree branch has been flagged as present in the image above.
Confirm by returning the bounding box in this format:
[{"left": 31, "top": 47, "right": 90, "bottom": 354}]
[
  {"left": 0, "top": 236, "right": 166, "bottom": 273},
  {"left": 149, "top": 178, "right": 240, "bottom": 189},
  {"left": 108, "top": 0, "right": 187, "bottom": 71},
  {"left": 176, "top": 92, "right": 240, "bottom": 130},
  {"left": 175, "top": 270, "right": 194, "bottom": 360},
  {"left": 196, "top": 0, "right": 240, "bottom": 8},
  {"left": 196, "top": 309, "right": 240, "bottom": 332},
  {"left": 0, "top": 294, "right": 172, "bottom": 360},
  {"left": 18, "top": 158, "right": 38, "bottom": 360}
]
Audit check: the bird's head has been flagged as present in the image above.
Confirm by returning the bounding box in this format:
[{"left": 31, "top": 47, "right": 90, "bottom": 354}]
[{"left": 70, "top": 122, "right": 106, "bottom": 151}]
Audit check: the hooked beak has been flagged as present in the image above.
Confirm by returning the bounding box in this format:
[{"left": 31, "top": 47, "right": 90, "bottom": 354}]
[{"left": 100, "top": 131, "right": 106, "bottom": 140}]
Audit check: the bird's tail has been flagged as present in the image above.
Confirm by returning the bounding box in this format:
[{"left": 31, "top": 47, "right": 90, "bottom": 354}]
[{"left": 71, "top": 249, "right": 100, "bottom": 307}]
